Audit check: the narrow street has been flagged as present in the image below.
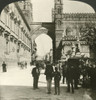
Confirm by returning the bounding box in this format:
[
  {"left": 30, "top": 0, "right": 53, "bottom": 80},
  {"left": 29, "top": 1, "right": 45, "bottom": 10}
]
[{"left": 0, "top": 66, "right": 95, "bottom": 100}]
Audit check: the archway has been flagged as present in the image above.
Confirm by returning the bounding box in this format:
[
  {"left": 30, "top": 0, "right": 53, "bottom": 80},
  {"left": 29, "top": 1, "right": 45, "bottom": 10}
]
[
  {"left": 31, "top": 26, "right": 53, "bottom": 62},
  {"left": 35, "top": 34, "right": 53, "bottom": 61}
]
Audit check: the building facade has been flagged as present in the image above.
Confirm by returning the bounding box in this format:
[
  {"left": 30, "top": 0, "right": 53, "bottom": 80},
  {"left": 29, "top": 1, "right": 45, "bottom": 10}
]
[
  {"left": 18, "top": 0, "right": 33, "bottom": 24},
  {"left": 53, "top": 0, "right": 96, "bottom": 59},
  {"left": 0, "top": 2, "right": 31, "bottom": 67}
]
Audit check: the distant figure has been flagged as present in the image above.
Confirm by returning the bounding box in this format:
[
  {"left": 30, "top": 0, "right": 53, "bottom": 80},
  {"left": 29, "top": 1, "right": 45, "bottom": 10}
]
[
  {"left": 44, "top": 61, "right": 54, "bottom": 94},
  {"left": 31, "top": 63, "right": 40, "bottom": 90},
  {"left": 66, "top": 66, "right": 75, "bottom": 93},
  {"left": 53, "top": 67, "right": 61, "bottom": 95},
  {"left": 25, "top": 62, "right": 27, "bottom": 68},
  {"left": 62, "top": 62, "right": 67, "bottom": 84},
  {"left": 2, "top": 61, "right": 7, "bottom": 72},
  {"left": 90, "top": 64, "right": 96, "bottom": 90}
]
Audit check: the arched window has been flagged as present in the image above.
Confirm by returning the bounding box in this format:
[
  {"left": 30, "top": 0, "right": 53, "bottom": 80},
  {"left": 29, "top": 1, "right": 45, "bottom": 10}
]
[
  {"left": 66, "top": 26, "right": 73, "bottom": 36},
  {"left": 58, "top": 8, "right": 61, "bottom": 14},
  {"left": 58, "top": 20, "right": 61, "bottom": 26}
]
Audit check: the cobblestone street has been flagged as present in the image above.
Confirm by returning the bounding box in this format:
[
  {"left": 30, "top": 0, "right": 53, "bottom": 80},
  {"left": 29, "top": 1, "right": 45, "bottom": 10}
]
[{"left": 0, "top": 66, "right": 96, "bottom": 100}]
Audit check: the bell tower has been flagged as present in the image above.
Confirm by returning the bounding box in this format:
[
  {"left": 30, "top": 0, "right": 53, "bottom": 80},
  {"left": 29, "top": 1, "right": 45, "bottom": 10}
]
[
  {"left": 54, "top": 0, "right": 63, "bottom": 48},
  {"left": 54, "top": 0, "right": 63, "bottom": 15}
]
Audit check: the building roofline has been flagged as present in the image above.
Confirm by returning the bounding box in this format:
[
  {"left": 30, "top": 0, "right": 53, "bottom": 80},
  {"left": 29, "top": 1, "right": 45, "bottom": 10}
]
[
  {"left": 30, "top": 22, "right": 54, "bottom": 25},
  {"left": 14, "top": 2, "right": 31, "bottom": 31}
]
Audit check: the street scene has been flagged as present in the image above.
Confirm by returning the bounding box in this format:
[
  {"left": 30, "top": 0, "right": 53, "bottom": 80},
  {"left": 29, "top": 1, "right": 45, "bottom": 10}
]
[
  {"left": 0, "top": 65, "right": 95, "bottom": 100},
  {"left": 0, "top": 0, "right": 96, "bottom": 100}
]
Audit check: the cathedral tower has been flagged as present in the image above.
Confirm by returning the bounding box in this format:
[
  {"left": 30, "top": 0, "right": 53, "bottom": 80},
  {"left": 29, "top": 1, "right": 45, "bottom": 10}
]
[
  {"left": 54, "top": 0, "right": 63, "bottom": 48},
  {"left": 54, "top": 0, "right": 63, "bottom": 15}
]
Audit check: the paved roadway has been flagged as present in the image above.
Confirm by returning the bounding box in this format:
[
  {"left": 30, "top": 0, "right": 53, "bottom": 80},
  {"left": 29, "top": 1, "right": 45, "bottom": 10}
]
[{"left": 0, "top": 66, "right": 95, "bottom": 100}]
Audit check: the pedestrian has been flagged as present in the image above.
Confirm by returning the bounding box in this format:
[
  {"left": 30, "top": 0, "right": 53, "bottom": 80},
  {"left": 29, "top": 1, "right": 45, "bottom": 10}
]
[
  {"left": 25, "top": 62, "right": 27, "bottom": 68},
  {"left": 66, "top": 66, "right": 75, "bottom": 93},
  {"left": 62, "top": 61, "right": 67, "bottom": 84},
  {"left": 53, "top": 67, "right": 61, "bottom": 95},
  {"left": 74, "top": 66, "right": 80, "bottom": 89},
  {"left": 2, "top": 61, "right": 7, "bottom": 72},
  {"left": 31, "top": 62, "right": 40, "bottom": 90},
  {"left": 90, "top": 63, "right": 96, "bottom": 90},
  {"left": 44, "top": 61, "right": 54, "bottom": 94}
]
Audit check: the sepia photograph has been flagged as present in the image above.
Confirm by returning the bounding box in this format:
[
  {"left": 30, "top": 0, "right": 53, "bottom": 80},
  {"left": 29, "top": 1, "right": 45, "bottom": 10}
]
[{"left": 0, "top": 0, "right": 96, "bottom": 100}]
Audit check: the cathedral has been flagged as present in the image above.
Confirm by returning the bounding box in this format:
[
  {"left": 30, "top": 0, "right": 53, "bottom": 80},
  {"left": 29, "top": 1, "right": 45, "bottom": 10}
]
[{"left": 52, "top": 0, "right": 96, "bottom": 59}]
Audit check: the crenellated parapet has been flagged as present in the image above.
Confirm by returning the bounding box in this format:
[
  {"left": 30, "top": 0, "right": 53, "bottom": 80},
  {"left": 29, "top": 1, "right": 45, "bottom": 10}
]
[{"left": 55, "top": 13, "right": 96, "bottom": 21}]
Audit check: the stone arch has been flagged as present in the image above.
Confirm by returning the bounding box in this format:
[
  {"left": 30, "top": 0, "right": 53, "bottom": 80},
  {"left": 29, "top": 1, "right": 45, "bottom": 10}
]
[{"left": 31, "top": 27, "right": 50, "bottom": 41}]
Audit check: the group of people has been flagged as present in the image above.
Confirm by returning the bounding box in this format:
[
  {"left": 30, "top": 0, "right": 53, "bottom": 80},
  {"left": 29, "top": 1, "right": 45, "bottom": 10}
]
[
  {"left": 61, "top": 59, "right": 96, "bottom": 92},
  {"left": 18, "top": 61, "right": 27, "bottom": 69},
  {"left": 31, "top": 59, "right": 96, "bottom": 95},
  {"left": 31, "top": 61, "right": 61, "bottom": 95}
]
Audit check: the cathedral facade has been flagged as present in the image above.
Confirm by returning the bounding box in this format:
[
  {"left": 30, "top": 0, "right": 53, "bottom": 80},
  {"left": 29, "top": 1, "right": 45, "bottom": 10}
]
[{"left": 53, "top": 0, "right": 96, "bottom": 59}]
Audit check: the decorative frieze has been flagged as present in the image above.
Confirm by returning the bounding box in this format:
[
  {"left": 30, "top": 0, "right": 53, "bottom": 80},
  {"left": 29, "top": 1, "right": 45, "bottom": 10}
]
[
  {"left": 63, "top": 35, "right": 77, "bottom": 41},
  {"left": 61, "top": 13, "right": 96, "bottom": 21},
  {"left": 62, "top": 40, "right": 87, "bottom": 46}
]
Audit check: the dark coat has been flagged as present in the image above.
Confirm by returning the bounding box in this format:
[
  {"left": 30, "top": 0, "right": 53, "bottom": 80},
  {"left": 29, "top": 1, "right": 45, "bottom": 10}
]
[
  {"left": 2, "top": 63, "right": 7, "bottom": 72},
  {"left": 53, "top": 71, "right": 61, "bottom": 81},
  {"left": 32, "top": 67, "right": 40, "bottom": 78},
  {"left": 66, "top": 66, "right": 75, "bottom": 82},
  {"left": 44, "top": 64, "right": 54, "bottom": 80}
]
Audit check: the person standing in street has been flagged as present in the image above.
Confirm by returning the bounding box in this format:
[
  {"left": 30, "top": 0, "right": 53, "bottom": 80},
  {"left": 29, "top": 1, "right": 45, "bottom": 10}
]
[
  {"left": 53, "top": 67, "right": 61, "bottom": 95},
  {"left": 66, "top": 66, "right": 75, "bottom": 93},
  {"left": 62, "top": 61, "right": 67, "bottom": 84},
  {"left": 25, "top": 61, "right": 27, "bottom": 68},
  {"left": 31, "top": 62, "right": 40, "bottom": 90},
  {"left": 44, "top": 61, "right": 54, "bottom": 94},
  {"left": 2, "top": 61, "right": 7, "bottom": 72}
]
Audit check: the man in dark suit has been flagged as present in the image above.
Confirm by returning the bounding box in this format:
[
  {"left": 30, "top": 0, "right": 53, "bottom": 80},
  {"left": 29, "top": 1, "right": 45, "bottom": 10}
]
[
  {"left": 32, "top": 63, "right": 40, "bottom": 90},
  {"left": 66, "top": 66, "right": 75, "bottom": 93},
  {"left": 44, "top": 61, "right": 54, "bottom": 94},
  {"left": 53, "top": 67, "right": 61, "bottom": 95}
]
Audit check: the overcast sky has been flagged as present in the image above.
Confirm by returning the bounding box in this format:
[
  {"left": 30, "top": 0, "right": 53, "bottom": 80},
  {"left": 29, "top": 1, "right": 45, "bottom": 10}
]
[
  {"left": 35, "top": 34, "right": 52, "bottom": 57},
  {"left": 31, "top": 0, "right": 95, "bottom": 22}
]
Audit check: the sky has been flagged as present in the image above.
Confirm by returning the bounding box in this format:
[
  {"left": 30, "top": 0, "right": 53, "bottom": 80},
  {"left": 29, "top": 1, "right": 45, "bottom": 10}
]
[
  {"left": 31, "top": 0, "right": 95, "bottom": 57},
  {"left": 31, "top": 0, "right": 95, "bottom": 22},
  {"left": 35, "top": 34, "right": 52, "bottom": 57}
]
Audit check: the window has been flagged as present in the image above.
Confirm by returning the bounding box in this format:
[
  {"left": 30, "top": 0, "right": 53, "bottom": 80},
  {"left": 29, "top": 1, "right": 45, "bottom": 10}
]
[
  {"left": 58, "top": 8, "right": 61, "bottom": 14},
  {"left": 58, "top": 20, "right": 61, "bottom": 26}
]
